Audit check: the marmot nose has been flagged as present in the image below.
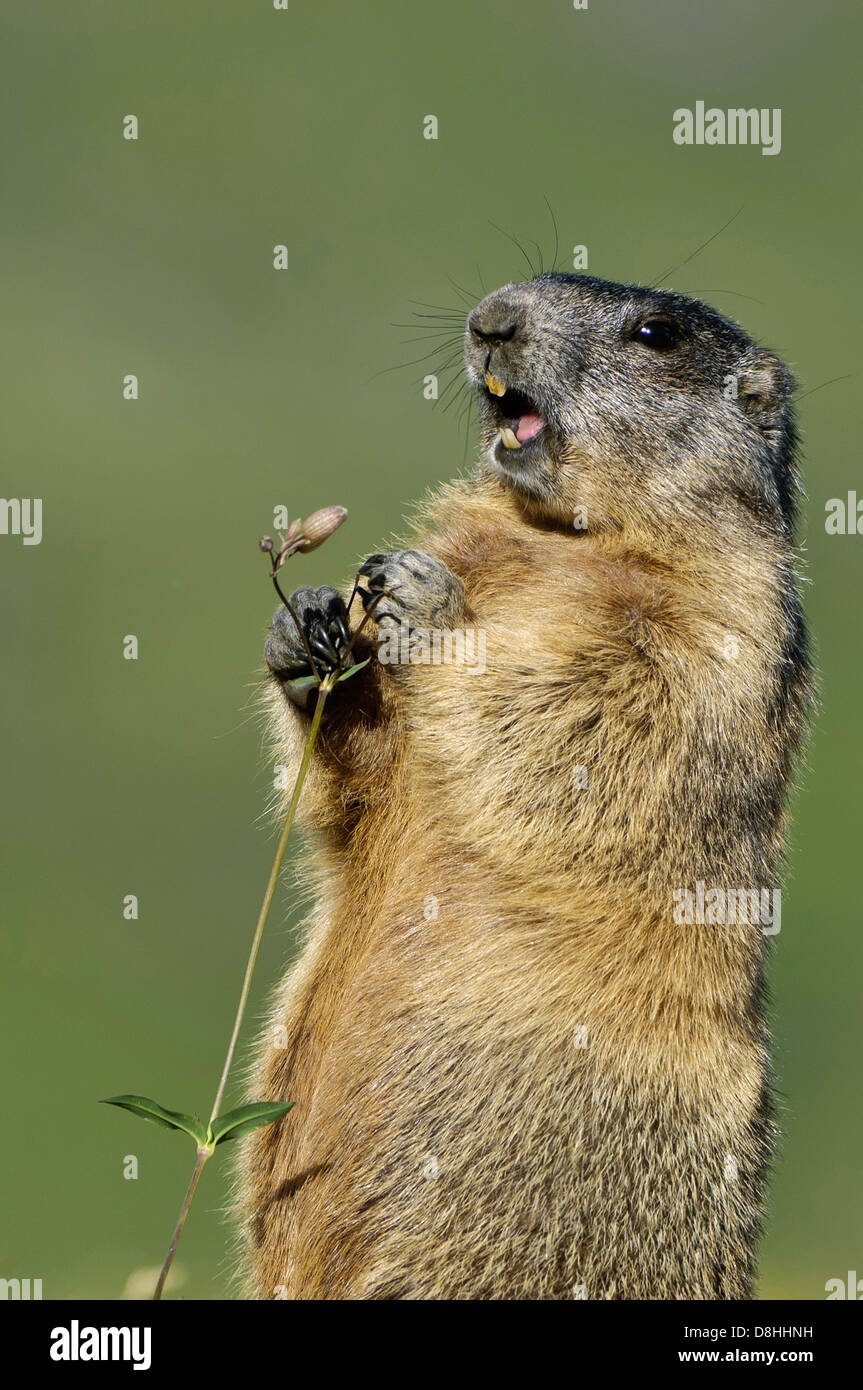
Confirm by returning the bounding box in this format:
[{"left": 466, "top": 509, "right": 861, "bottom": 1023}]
[{"left": 468, "top": 315, "right": 519, "bottom": 346}]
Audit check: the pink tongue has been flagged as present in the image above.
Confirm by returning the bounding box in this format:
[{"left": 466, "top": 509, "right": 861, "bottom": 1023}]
[{"left": 516, "top": 412, "right": 544, "bottom": 443}]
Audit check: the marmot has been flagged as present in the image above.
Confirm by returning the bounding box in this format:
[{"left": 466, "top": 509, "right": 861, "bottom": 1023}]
[{"left": 237, "top": 271, "right": 812, "bottom": 1299}]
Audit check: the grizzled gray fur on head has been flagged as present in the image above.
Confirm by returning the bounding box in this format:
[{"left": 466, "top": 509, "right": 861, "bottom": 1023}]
[{"left": 465, "top": 272, "right": 799, "bottom": 540}]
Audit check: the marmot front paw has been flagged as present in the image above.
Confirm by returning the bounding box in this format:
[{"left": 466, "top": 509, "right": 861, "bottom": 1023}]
[
  {"left": 265, "top": 586, "right": 351, "bottom": 711},
  {"left": 357, "top": 550, "right": 466, "bottom": 631}
]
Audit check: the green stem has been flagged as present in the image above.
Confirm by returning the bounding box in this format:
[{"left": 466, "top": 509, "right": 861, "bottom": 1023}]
[
  {"left": 207, "top": 676, "right": 332, "bottom": 1127},
  {"left": 152, "top": 1145, "right": 211, "bottom": 1302},
  {"left": 151, "top": 675, "right": 334, "bottom": 1300}
]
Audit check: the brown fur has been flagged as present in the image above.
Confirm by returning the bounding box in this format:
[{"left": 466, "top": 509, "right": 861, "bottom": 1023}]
[{"left": 236, "top": 273, "right": 812, "bottom": 1299}]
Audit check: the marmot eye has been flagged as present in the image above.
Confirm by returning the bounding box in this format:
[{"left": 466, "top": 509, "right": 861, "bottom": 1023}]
[{"left": 634, "top": 319, "right": 679, "bottom": 351}]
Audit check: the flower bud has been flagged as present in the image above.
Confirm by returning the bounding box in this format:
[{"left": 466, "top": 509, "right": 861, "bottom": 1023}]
[
  {"left": 297, "top": 505, "right": 348, "bottom": 552},
  {"left": 259, "top": 536, "right": 274, "bottom": 553},
  {"left": 273, "top": 517, "right": 307, "bottom": 569}
]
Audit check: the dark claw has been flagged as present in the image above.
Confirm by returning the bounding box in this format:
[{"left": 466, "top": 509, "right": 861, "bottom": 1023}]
[
  {"left": 280, "top": 656, "right": 315, "bottom": 678},
  {"left": 266, "top": 584, "right": 352, "bottom": 694},
  {"left": 331, "top": 613, "right": 350, "bottom": 649},
  {"left": 309, "top": 629, "right": 340, "bottom": 666},
  {"left": 359, "top": 587, "right": 387, "bottom": 613},
  {"left": 350, "top": 549, "right": 464, "bottom": 635}
]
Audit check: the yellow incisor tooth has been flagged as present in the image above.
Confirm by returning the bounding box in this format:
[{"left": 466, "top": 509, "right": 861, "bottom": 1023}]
[
  {"left": 486, "top": 372, "right": 506, "bottom": 397},
  {"left": 500, "top": 427, "right": 521, "bottom": 450}
]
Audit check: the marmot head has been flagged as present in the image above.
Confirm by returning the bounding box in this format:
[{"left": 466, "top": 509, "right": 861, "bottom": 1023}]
[{"left": 464, "top": 272, "right": 799, "bottom": 543}]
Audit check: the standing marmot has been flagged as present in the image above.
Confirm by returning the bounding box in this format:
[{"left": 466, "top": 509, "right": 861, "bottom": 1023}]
[{"left": 237, "top": 272, "right": 812, "bottom": 1299}]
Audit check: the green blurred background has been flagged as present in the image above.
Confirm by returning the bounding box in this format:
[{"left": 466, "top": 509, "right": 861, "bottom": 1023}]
[{"left": 1, "top": 0, "right": 859, "bottom": 1299}]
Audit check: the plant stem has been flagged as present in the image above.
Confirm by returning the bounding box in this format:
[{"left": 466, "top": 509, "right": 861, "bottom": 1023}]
[
  {"left": 151, "top": 675, "right": 334, "bottom": 1300},
  {"left": 270, "top": 568, "right": 322, "bottom": 682},
  {"left": 343, "top": 589, "right": 385, "bottom": 662},
  {"left": 152, "top": 1146, "right": 210, "bottom": 1302},
  {"left": 208, "top": 676, "right": 332, "bottom": 1126}
]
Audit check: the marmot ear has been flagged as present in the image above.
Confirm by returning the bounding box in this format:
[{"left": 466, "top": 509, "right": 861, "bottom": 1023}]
[{"left": 736, "top": 350, "right": 796, "bottom": 429}]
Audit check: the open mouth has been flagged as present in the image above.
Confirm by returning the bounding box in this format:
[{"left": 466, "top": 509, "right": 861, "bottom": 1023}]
[{"left": 483, "top": 372, "right": 548, "bottom": 459}]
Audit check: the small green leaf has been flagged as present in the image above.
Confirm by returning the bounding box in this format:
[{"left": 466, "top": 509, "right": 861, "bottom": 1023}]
[
  {"left": 207, "top": 1101, "right": 294, "bottom": 1147},
  {"left": 286, "top": 675, "right": 318, "bottom": 691},
  {"left": 337, "top": 658, "right": 370, "bottom": 683},
  {"left": 99, "top": 1095, "right": 208, "bottom": 1146}
]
